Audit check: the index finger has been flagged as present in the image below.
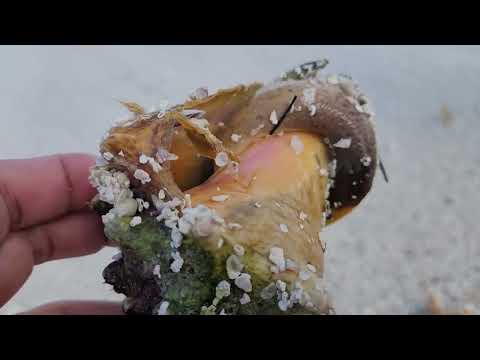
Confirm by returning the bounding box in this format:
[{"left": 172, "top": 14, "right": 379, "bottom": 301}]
[{"left": 0, "top": 153, "right": 97, "bottom": 240}]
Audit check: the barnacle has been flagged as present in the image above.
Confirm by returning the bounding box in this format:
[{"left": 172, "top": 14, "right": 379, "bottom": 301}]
[{"left": 91, "top": 60, "right": 378, "bottom": 315}]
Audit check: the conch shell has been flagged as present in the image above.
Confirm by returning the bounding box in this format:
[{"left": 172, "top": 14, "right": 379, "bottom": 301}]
[{"left": 91, "top": 60, "right": 378, "bottom": 315}]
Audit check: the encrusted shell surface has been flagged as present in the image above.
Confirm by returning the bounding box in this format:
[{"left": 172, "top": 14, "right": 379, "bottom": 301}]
[
  {"left": 100, "top": 70, "right": 376, "bottom": 223},
  {"left": 94, "top": 61, "right": 378, "bottom": 315}
]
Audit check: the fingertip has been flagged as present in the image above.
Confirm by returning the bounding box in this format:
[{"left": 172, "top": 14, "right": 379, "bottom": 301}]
[{"left": 0, "top": 152, "right": 100, "bottom": 233}]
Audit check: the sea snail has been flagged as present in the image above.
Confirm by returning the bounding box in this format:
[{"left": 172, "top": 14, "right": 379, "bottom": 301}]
[{"left": 90, "top": 60, "right": 378, "bottom": 315}]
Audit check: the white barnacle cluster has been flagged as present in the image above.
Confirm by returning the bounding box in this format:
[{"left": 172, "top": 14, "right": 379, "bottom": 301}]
[
  {"left": 138, "top": 153, "right": 163, "bottom": 174},
  {"left": 226, "top": 254, "right": 244, "bottom": 279},
  {"left": 269, "top": 247, "right": 286, "bottom": 274},
  {"left": 201, "top": 280, "right": 233, "bottom": 315},
  {"left": 142, "top": 195, "right": 187, "bottom": 273},
  {"left": 170, "top": 227, "right": 183, "bottom": 249},
  {"left": 299, "top": 211, "right": 308, "bottom": 221},
  {"left": 269, "top": 110, "right": 278, "bottom": 125},
  {"left": 138, "top": 153, "right": 150, "bottom": 164},
  {"left": 179, "top": 204, "right": 225, "bottom": 238},
  {"left": 230, "top": 133, "right": 242, "bottom": 143},
  {"left": 148, "top": 200, "right": 220, "bottom": 277},
  {"left": 182, "top": 108, "right": 212, "bottom": 132},
  {"left": 89, "top": 168, "right": 142, "bottom": 225},
  {"left": 235, "top": 273, "right": 252, "bottom": 292},
  {"left": 302, "top": 87, "right": 316, "bottom": 107},
  {"left": 133, "top": 169, "right": 151, "bottom": 184},
  {"left": 156, "top": 148, "right": 179, "bottom": 163},
  {"left": 90, "top": 166, "right": 160, "bottom": 227},
  {"left": 170, "top": 251, "right": 184, "bottom": 273},
  {"left": 263, "top": 243, "right": 326, "bottom": 312},
  {"left": 328, "top": 159, "right": 337, "bottom": 179},
  {"left": 215, "top": 151, "right": 230, "bottom": 167},
  {"left": 320, "top": 157, "right": 337, "bottom": 223},
  {"left": 333, "top": 138, "right": 352, "bottom": 149},
  {"left": 259, "top": 279, "right": 294, "bottom": 312},
  {"left": 239, "top": 293, "right": 251, "bottom": 305},
  {"left": 261, "top": 267, "right": 321, "bottom": 312},
  {"left": 290, "top": 135, "right": 304, "bottom": 155},
  {"left": 360, "top": 155, "right": 372, "bottom": 167},
  {"left": 148, "top": 193, "right": 221, "bottom": 274},
  {"left": 157, "top": 301, "right": 170, "bottom": 315},
  {"left": 225, "top": 251, "right": 252, "bottom": 293},
  {"left": 298, "top": 212, "right": 307, "bottom": 231},
  {"left": 130, "top": 216, "right": 142, "bottom": 227},
  {"left": 205, "top": 246, "right": 253, "bottom": 313},
  {"left": 89, "top": 168, "right": 131, "bottom": 205},
  {"left": 153, "top": 264, "right": 161, "bottom": 279},
  {"left": 136, "top": 198, "right": 150, "bottom": 212},
  {"left": 151, "top": 197, "right": 183, "bottom": 246},
  {"left": 215, "top": 280, "right": 231, "bottom": 299},
  {"left": 103, "top": 151, "right": 114, "bottom": 161},
  {"left": 189, "top": 87, "right": 208, "bottom": 101}
]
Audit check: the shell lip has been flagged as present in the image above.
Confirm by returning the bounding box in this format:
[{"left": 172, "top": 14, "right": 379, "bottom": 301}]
[{"left": 325, "top": 133, "right": 377, "bottom": 220}]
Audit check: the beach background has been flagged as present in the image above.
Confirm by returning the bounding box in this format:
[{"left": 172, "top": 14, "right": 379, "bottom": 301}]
[{"left": 1, "top": 45, "right": 479, "bottom": 314}]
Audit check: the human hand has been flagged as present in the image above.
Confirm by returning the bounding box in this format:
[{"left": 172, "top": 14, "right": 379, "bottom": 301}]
[{"left": 0, "top": 153, "right": 123, "bottom": 315}]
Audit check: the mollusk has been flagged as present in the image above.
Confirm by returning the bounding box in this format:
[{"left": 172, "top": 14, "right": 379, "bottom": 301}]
[{"left": 90, "top": 60, "right": 378, "bottom": 315}]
